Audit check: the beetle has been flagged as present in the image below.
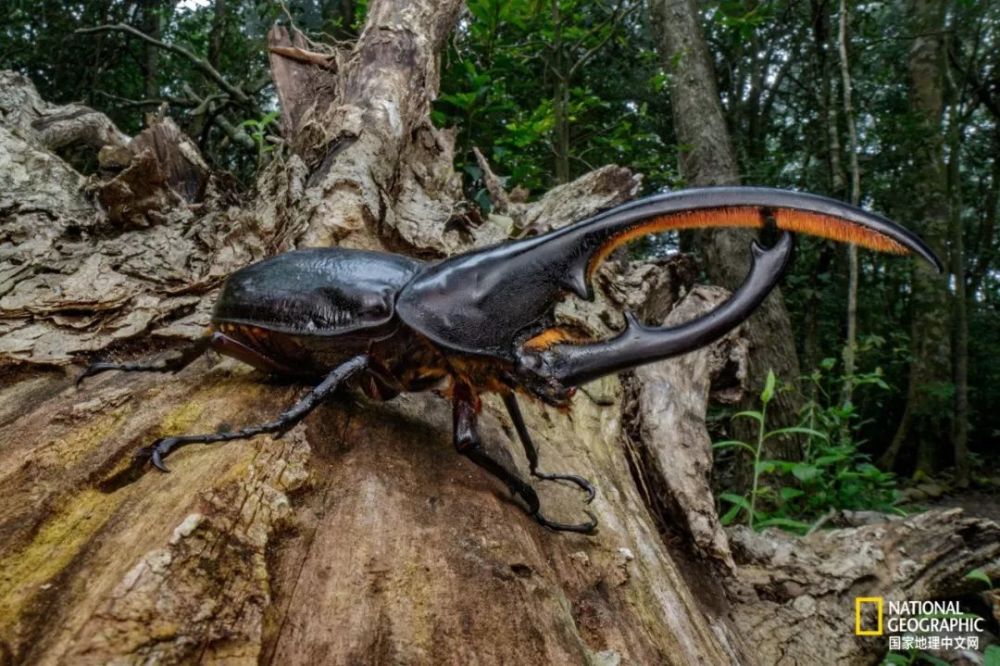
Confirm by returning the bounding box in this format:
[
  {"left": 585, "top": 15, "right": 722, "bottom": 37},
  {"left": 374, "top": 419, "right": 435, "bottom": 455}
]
[{"left": 78, "top": 187, "right": 940, "bottom": 533}]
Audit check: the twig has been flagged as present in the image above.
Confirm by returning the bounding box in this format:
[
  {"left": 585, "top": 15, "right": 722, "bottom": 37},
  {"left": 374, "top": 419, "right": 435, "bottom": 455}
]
[
  {"left": 806, "top": 508, "right": 837, "bottom": 536},
  {"left": 568, "top": 0, "right": 637, "bottom": 78},
  {"left": 76, "top": 24, "right": 257, "bottom": 110},
  {"left": 213, "top": 114, "right": 255, "bottom": 150},
  {"left": 472, "top": 147, "right": 511, "bottom": 212},
  {"left": 180, "top": 83, "right": 254, "bottom": 150},
  {"left": 269, "top": 45, "right": 337, "bottom": 70},
  {"left": 96, "top": 90, "right": 196, "bottom": 108}
]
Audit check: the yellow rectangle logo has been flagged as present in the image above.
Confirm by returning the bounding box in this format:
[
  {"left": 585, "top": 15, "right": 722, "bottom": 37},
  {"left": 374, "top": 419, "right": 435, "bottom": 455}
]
[{"left": 855, "top": 597, "right": 883, "bottom": 636}]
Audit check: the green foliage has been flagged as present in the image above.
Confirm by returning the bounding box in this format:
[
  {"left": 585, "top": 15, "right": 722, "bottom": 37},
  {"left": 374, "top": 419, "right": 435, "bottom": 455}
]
[
  {"left": 882, "top": 651, "right": 951, "bottom": 666},
  {"left": 435, "top": 0, "right": 676, "bottom": 196},
  {"left": 239, "top": 110, "right": 281, "bottom": 166},
  {"left": 4, "top": 0, "right": 1000, "bottom": 472},
  {"left": 964, "top": 568, "right": 993, "bottom": 590},
  {"left": 715, "top": 365, "right": 901, "bottom": 534}
]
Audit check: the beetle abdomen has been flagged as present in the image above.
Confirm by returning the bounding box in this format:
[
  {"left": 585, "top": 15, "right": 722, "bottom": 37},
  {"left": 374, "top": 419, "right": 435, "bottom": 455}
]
[{"left": 213, "top": 248, "right": 424, "bottom": 336}]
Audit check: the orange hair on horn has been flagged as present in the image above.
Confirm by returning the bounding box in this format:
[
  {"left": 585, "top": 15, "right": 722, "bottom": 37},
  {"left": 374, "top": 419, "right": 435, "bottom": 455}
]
[{"left": 586, "top": 206, "right": 912, "bottom": 278}]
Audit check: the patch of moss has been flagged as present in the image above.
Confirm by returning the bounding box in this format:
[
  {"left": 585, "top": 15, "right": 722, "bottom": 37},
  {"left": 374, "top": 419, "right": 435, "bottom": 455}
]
[
  {"left": 48, "top": 405, "right": 131, "bottom": 466},
  {"left": 0, "top": 489, "right": 123, "bottom": 633}
]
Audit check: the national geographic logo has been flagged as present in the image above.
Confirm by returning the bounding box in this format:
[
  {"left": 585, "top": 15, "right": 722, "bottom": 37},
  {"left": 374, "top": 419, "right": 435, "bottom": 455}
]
[
  {"left": 854, "top": 596, "right": 986, "bottom": 650},
  {"left": 855, "top": 597, "right": 883, "bottom": 636}
]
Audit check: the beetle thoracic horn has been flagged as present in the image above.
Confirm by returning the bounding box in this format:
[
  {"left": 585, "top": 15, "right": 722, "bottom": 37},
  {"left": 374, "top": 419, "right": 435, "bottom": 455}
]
[
  {"left": 395, "top": 186, "right": 941, "bottom": 365},
  {"left": 564, "top": 186, "right": 942, "bottom": 282}
]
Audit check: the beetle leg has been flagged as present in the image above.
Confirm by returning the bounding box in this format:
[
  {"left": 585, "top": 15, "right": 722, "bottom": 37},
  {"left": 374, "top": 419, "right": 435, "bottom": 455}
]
[
  {"left": 453, "top": 383, "right": 597, "bottom": 534},
  {"left": 501, "top": 392, "right": 596, "bottom": 503},
  {"left": 136, "top": 355, "right": 369, "bottom": 471},
  {"left": 76, "top": 334, "right": 215, "bottom": 387}
]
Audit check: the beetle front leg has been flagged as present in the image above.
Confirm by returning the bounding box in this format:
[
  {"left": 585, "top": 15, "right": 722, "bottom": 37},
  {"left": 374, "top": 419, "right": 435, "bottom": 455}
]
[
  {"left": 76, "top": 334, "right": 216, "bottom": 386},
  {"left": 501, "top": 392, "right": 596, "bottom": 503},
  {"left": 452, "top": 383, "right": 597, "bottom": 534},
  {"left": 137, "top": 355, "right": 368, "bottom": 471}
]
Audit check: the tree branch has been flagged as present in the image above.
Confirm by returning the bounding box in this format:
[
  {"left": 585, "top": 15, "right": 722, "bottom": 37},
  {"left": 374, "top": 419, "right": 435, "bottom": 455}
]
[
  {"left": 568, "top": 0, "right": 634, "bottom": 78},
  {"left": 75, "top": 23, "right": 257, "bottom": 111}
]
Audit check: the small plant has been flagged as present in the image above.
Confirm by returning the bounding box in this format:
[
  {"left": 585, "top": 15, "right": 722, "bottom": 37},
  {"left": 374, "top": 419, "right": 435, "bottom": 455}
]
[
  {"left": 239, "top": 110, "right": 281, "bottom": 166},
  {"left": 964, "top": 567, "right": 994, "bottom": 589},
  {"left": 714, "top": 363, "right": 901, "bottom": 534},
  {"left": 882, "top": 649, "right": 951, "bottom": 666}
]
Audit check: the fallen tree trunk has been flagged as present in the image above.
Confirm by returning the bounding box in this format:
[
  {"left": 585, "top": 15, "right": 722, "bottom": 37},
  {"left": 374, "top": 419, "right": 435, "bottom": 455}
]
[
  {"left": 729, "top": 509, "right": 1000, "bottom": 664},
  {"left": 0, "top": 2, "right": 996, "bottom": 664}
]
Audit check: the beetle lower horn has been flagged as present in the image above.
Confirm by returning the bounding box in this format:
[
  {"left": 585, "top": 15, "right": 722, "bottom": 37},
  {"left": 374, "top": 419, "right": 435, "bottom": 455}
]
[{"left": 518, "top": 232, "right": 794, "bottom": 386}]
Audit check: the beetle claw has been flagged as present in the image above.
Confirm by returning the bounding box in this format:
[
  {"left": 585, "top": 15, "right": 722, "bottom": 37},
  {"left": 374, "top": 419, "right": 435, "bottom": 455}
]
[
  {"left": 533, "top": 471, "right": 597, "bottom": 503},
  {"left": 150, "top": 448, "right": 171, "bottom": 473},
  {"left": 533, "top": 508, "right": 598, "bottom": 534},
  {"left": 75, "top": 361, "right": 117, "bottom": 387},
  {"left": 134, "top": 437, "right": 181, "bottom": 473}
]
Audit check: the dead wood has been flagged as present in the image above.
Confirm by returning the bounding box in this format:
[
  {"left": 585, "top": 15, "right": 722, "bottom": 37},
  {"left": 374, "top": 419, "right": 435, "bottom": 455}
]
[
  {"left": 627, "top": 286, "right": 751, "bottom": 574},
  {"left": 0, "top": 24, "right": 753, "bottom": 660},
  {"left": 729, "top": 510, "right": 1000, "bottom": 664}
]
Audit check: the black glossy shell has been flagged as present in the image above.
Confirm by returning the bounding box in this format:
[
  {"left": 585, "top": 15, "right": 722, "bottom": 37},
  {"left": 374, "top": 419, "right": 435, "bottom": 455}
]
[{"left": 212, "top": 248, "right": 424, "bottom": 336}]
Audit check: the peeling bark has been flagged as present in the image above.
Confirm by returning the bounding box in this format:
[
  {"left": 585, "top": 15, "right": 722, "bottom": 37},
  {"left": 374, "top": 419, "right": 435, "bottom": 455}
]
[
  {"left": 270, "top": 0, "right": 467, "bottom": 253},
  {"left": 628, "top": 286, "right": 750, "bottom": 574},
  {"left": 0, "top": 38, "right": 753, "bottom": 662}
]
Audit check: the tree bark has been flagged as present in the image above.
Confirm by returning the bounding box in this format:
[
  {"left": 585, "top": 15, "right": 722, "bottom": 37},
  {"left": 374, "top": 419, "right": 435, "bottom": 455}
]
[
  {"left": 647, "top": 0, "right": 804, "bottom": 466},
  {"left": 0, "top": 2, "right": 995, "bottom": 664},
  {"left": 139, "top": 0, "right": 163, "bottom": 101},
  {"left": 837, "top": 0, "right": 862, "bottom": 404},
  {"left": 945, "top": 66, "right": 970, "bottom": 488},
  {"left": 881, "top": 0, "right": 952, "bottom": 475}
]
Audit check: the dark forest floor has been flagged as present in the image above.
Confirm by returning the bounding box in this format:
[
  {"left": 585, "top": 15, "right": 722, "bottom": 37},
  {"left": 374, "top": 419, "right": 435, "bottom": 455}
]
[{"left": 933, "top": 488, "right": 1000, "bottom": 525}]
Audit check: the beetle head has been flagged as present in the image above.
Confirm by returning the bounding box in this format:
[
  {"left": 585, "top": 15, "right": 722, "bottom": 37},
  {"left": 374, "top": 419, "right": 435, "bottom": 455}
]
[{"left": 502, "top": 363, "right": 577, "bottom": 408}]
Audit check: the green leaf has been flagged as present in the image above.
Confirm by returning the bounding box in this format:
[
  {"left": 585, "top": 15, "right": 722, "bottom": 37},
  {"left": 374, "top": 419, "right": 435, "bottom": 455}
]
[
  {"left": 755, "top": 460, "right": 776, "bottom": 475},
  {"left": 792, "top": 463, "right": 820, "bottom": 482},
  {"left": 881, "top": 653, "right": 909, "bottom": 665},
  {"left": 732, "top": 410, "right": 764, "bottom": 424},
  {"left": 780, "top": 487, "right": 805, "bottom": 502},
  {"left": 711, "top": 440, "right": 757, "bottom": 455},
  {"left": 439, "top": 91, "right": 478, "bottom": 110},
  {"left": 719, "top": 493, "right": 752, "bottom": 510},
  {"left": 964, "top": 568, "right": 993, "bottom": 589},
  {"left": 720, "top": 502, "right": 742, "bottom": 526},
  {"left": 984, "top": 645, "right": 1000, "bottom": 666},
  {"left": 755, "top": 517, "right": 810, "bottom": 533},
  {"left": 761, "top": 370, "right": 776, "bottom": 403},
  {"left": 764, "top": 426, "right": 829, "bottom": 441}
]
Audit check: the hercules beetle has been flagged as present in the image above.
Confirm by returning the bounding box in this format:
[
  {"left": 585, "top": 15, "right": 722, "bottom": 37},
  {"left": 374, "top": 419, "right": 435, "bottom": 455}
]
[{"left": 78, "top": 187, "right": 940, "bottom": 533}]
